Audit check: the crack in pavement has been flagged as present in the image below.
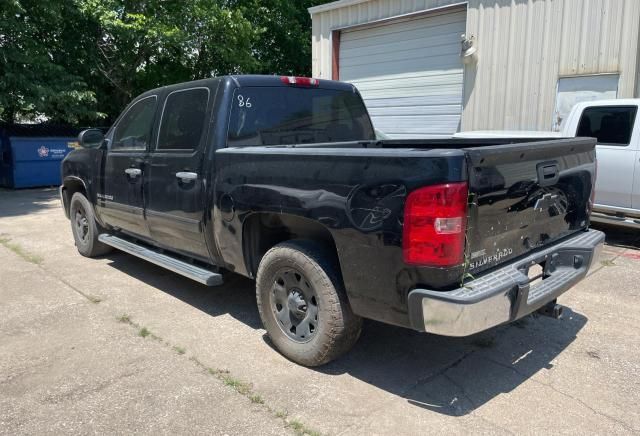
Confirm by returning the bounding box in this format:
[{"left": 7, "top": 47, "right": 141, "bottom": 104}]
[
  {"left": 336, "top": 349, "right": 482, "bottom": 436},
  {"left": 1, "top": 248, "right": 307, "bottom": 436},
  {"left": 400, "top": 349, "right": 477, "bottom": 398},
  {"left": 482, "top": 355, "right": 637, "bottom": 433},
  {"left": 442, "top": 373, "right": 516, "bottom": 436}
]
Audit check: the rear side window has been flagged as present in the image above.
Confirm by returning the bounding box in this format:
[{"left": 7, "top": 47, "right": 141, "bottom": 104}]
[
  {"left": 576, "top": 106, "right": 637, "bottom": 146},
  {"left": 157, "top": 88, "right": 209, "bottom": 151},
  {"left": 112, "top": 96, "right": 157, "bottom": 151},
  {"left": 227, "top": 87, "right": 375, "bottom": 146}
]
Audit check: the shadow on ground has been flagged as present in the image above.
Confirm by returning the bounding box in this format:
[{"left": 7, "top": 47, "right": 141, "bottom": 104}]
[
  {"left": 104, "top": 250, "right": 587, "bottom": 417},
  {"left": 0, "top": 188, "right": 60, "bottom": 218},
  {"left": 592, "top": 222, "right": 640, "bottom": 250}
]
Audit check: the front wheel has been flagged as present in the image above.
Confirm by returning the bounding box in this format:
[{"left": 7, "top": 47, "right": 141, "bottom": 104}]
[
  {"left": 69, "top": 192, "right": 111, "bottom": 258},
  {"left": 256, "top": 240, "right": 362, "bottom": 366}
]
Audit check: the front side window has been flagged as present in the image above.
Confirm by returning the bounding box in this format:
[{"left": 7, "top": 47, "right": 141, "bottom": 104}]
[
  {"left": 112, "top": 96, "right": 157, "bottom": 151},
  {"left": 576, "top": 106, "right": 637, "bottom": 146},
  {"left": 157, "top": 88, "right": 210, "bottom": 151},
  {"left": 227, "top": 86, "right": 375, "bottom": 146}
]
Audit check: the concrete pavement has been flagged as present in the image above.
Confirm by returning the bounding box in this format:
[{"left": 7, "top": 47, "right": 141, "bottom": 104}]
[{"left": 1, "top": 188, "right": 639, "bottom": 435}]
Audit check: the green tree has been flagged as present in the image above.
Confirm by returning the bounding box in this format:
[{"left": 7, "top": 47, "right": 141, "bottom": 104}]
[
  {"left": 0, "top": 0, "right": 102, "bottom": 124},
  {"left": 78, "top": 0, "right": 261, "bottom": 122},
  {"left": 233, "top": 0, "right": 325, "bottom": 76},
  {"left": 1, "top": 0, "right": 322, "bottom": 124}
]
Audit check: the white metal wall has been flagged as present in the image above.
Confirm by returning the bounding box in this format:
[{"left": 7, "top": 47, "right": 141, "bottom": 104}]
[
  {"left": 340, "top": 9, "right": 466, "bottom": 137},
  {"left": 464, "top": 0, "right": 640, "bottom": 130},
  {"left": 310, "top": 0, "right": 640, "bottom": 132}
]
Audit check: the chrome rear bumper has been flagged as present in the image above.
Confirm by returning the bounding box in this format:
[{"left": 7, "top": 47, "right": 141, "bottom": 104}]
[{"left": 408, "top": 229, "right": 605, "bottom": 336}]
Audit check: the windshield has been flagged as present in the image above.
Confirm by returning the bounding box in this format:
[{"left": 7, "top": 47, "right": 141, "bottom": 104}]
[{"left": 227, "top": 86, "right": 375, "bottom": 146}]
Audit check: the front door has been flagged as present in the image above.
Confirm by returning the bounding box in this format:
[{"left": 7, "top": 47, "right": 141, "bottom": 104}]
[
  {"left": 144, "top": 86, "right": 211, "bottom": 259},
  {"left": 98, "top": 95, "right": 158, "bottom": 237}
]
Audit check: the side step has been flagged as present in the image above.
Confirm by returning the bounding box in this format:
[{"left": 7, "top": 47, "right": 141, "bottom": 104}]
[{"left": 98, "top": 234, "right": 223, "bottom": 286}]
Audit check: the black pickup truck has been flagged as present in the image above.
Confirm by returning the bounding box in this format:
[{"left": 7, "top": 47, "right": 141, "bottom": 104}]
[{"left": 61, "top": 75, "right": 604, "bottom": 366}]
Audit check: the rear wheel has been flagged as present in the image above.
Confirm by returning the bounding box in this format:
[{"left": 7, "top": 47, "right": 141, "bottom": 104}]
[
  {"left": 69, "top": 193, "right": 111, "bottom": 257},
  {"left": 256, "top": 240, "right": 362, "bottom": 366}
]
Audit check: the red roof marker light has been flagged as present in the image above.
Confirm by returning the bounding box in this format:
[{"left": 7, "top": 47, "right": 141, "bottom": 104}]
[{"left": 280, "top": 76, "right": 320, "bottom": 87}]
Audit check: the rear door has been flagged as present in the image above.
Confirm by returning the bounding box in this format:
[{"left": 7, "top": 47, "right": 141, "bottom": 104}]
[
  {"left": 574, "top": 105, "right": 638, "bottom": 209},
  {"left": 464, "top": 138, "right": 596, "bottom": 275},
  {"left": 99, "top": 95, "right": 158, "bottom": 237},
  {"left": 144, "top": 86, "right": 212, "bottom": 259}
]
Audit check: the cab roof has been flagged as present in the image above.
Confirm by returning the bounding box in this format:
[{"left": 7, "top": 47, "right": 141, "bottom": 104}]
[{"left": 137, "top": 75, "right": 357, "bottom": 99}]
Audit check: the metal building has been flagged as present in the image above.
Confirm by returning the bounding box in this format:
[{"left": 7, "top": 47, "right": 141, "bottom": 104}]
[{"left": 309, "top": 0, "right": 640, "bottom": 138}]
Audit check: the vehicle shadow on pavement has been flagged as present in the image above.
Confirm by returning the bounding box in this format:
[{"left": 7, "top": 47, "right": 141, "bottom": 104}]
[
  {"left": 314, "top": 310, "right": 587, "bottom": 416},
  {"left": 591, "top": 222, "right": 640, "bottom": 250},
  {"left": 0, "top": 188, "right": 60, "bottom": 218},
  {"left": 104, "top": 253, "right": 264, "bottom": 329},
  {"left": 104, "top": 251, "right": 587, "bottom": 417}
]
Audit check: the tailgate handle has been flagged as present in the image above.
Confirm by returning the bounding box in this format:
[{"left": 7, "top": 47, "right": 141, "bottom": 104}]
[{"left": 537, "top": 162, "right": 559, "bottom": 186}]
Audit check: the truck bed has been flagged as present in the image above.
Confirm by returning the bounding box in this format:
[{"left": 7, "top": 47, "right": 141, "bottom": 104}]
[{"left": 217, "top": 136, "right": 596, "bottom": 327}]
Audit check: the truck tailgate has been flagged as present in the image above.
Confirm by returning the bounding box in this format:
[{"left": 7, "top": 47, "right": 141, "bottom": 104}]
[{"left": 464, "top": 138, "right": 596, "bottom": 275}]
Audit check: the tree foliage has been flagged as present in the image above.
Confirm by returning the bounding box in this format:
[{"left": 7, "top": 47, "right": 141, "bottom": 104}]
[
  {"left": 0, "top": 0, "right": 324, "bottom": 125},
  {"left": 0, "top": 0, "right": 102, "bottom": 124}
]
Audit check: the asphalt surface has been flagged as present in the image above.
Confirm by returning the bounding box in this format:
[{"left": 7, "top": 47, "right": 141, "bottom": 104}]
[{"left": 1, "top": 188, "right": 639, "bottom": 435}]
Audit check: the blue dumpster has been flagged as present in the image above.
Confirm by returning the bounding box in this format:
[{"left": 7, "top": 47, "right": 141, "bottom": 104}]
[{"left": 0, "top": 125, "right": 80, "bottom": 188}]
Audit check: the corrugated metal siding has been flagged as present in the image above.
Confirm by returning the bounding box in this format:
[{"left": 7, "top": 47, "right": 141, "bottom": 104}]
[
  {"left": 311, "top": 0, "right": 640, "bottom": 132},
  {"left": 340, "top": 9, "right": 466, "bottom": 137},
  {"left": 464, "top": 0, "right": 640, "bottom": 130}
]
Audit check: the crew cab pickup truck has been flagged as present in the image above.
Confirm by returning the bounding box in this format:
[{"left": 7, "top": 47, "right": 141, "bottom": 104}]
[{"left": 61, "top": 75, "right": 604, "bottom": 366}]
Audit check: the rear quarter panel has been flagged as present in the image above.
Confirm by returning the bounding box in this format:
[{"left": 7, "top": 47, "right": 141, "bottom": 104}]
[{"left": 212, "top": 146, "right": 466, "bottom": 328}]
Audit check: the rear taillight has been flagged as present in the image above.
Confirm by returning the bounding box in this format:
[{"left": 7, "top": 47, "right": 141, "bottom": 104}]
[
  {"left": 280, "top": 76, "right": 320, "bottom": 87},
  {"left": 403, "top": 182, "right": 468, "bottom": 267}
]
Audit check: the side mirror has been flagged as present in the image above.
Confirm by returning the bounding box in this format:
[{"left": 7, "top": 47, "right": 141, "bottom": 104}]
[{"left": 78, "top": 129, "right": 105, "bottom": 149}]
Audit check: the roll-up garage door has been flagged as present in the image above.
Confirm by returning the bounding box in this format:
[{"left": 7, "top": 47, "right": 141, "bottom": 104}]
[{"left": 339, "top": 8, "right": 466, "bottom": 138}]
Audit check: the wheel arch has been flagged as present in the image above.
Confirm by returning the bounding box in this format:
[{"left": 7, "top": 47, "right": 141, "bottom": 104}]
[
  {"left": 61, "top": 176, "right": 88, "bottom": 219},
  {"left": 242, "top": 213, "right": 341, "bottom": 280}
]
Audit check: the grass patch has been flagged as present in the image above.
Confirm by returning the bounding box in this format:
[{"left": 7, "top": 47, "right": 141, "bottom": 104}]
[
  {"left": 221, "top": 374, "right": 252, "bottom": 395},
  {"left": 600, "top": 259, "right": 615, "bottom": 267},
  {"left": 119, "top": 314, "right": 320, "bottom": 435},
  {"left": 86, "top": 295, "right": 102, "bottom": 304},
  {"left": 0, "top": 236, "right": 44, "bottom": 265},
  {"left": 286, "top": 419, "right": 321, "bottom": 436},
  {"left": 249, "top": 394, "right": 264, "bottom": 404},
  {"left": 117, "top": 314, "right": 131, "bottom": 323}
]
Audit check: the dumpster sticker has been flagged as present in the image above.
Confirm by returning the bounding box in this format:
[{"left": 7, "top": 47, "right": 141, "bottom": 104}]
[{"left": 37, "top": 146, "right": 50, "bottom": 157}]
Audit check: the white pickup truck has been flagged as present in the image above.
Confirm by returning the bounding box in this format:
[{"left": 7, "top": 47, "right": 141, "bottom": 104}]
[{"left": 456, "top": 99, "right": 640, "bottom": 229}]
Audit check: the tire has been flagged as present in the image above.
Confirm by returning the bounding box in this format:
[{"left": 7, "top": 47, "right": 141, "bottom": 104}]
[
  {"left": 256, "top": 240, "right": 362, "bottom": 366},
  {"left": 69, "top": 192, "right": 111, "bottom": 257}
]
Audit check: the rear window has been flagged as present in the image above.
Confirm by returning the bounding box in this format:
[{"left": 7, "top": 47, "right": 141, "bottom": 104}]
[
  {"left": 576, "top": 106, "right": 637, "bottom": 146},
  {"left": 227, "top": 87, "right": 375, "bottom": 146},
  {"left": 157, "top": 88, "right": 209, "bottom": 151}
]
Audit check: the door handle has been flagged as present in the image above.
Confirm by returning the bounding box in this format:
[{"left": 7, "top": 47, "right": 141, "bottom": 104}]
[
  {"left": 124, "top": 168, "right": 142, "bottom": 178},
  {"left": 537, "top": 161, "right": 559, "bottom": 187},
  {"left": 176, "top": 171, "right": 198, "bottom": 183}
]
